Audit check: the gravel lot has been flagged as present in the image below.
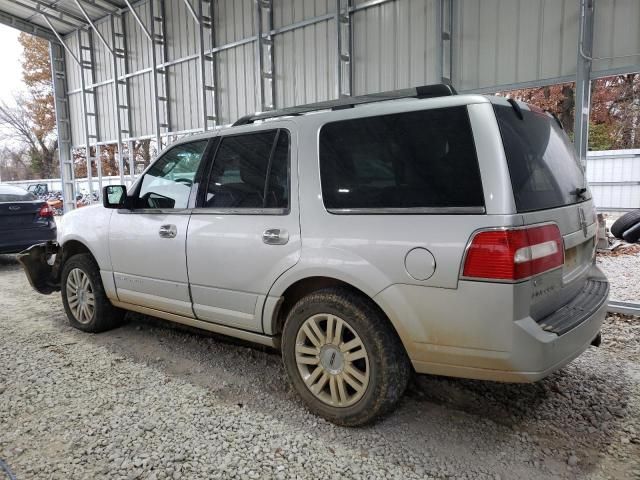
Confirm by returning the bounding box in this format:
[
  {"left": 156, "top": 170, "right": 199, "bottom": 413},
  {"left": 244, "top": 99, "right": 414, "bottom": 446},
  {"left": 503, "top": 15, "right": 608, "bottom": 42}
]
[
  {"left": 597, "top": 247, "right": 640, "bottom": 302},
  {"left": 1, "top": 254, "right": 639, "bottom": 480}
]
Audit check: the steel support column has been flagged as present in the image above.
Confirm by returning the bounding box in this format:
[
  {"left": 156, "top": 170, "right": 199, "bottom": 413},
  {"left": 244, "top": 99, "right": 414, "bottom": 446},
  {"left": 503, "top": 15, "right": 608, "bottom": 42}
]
[
  {"left": 575, "top": 0, "right": 595, "bottom": 168},
  {"left": 123, "top": 0, "right": 162, "bottom": 149},
  {"left": 336, "top": 0, "right": 353, "bottom": 97},
  {"left": 256, "top": 0, "right": 275, "bottom": 111},
  {"left": 49, "top": 41, "right": 76, "bottom": 213},
  {"left": 438, "top": 0, "right": 453, "bottom": 84}
]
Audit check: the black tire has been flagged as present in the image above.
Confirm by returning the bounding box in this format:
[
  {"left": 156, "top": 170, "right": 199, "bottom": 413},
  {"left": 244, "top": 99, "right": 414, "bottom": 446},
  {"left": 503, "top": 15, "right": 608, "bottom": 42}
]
[
  {"left": 61, "top": 253, "right": 125, "bottom": 332},
  {"left": 281, "top": 287, "right": 411, "bottom": 426},
  {"left": 622, "top": 221, "right": 640, "bottom": 243},
  {"left": 611, "top": 210, "right": 640, "bottom": 239}
]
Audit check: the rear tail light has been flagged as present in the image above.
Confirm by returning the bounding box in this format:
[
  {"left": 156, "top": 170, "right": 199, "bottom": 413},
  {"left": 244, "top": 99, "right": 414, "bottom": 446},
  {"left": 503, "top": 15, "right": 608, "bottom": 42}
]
[
  {"left": 38, "top": 203, "right": 54, "bottom": 218},
  {"left": 462, "top": 224, "right": 564, "bottom": 281}
]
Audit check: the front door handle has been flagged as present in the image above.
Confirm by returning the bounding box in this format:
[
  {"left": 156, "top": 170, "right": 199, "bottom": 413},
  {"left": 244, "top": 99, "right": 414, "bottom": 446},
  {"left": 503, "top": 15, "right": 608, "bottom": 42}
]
[
  {"left": 159, "top": 224, "right": 177, "bottom": 238},
  {"left": 262, "top": 228, "right": 289, "bottom": 245}
]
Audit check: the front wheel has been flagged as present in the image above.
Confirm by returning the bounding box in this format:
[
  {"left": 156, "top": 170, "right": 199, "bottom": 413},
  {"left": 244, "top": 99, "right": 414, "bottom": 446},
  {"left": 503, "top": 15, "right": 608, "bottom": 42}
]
[
  {"left": 281, "top": 288, "right": 411, "bottom": 426},
  {"left": 61, "top": 253, "right": 124, "bottom": 332}
]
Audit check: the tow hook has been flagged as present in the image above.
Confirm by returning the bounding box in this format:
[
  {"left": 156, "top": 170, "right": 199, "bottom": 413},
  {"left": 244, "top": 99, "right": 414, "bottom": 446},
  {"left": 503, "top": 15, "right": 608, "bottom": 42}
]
[{"left": 591, "top": 333, "right": 602, "bottom": 347}]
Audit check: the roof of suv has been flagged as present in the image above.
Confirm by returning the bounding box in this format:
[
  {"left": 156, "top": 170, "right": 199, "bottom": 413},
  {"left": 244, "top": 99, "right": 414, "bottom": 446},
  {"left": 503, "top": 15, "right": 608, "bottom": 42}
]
[{"left": 165, "top": 84, "right": 541, "bottom": 150}]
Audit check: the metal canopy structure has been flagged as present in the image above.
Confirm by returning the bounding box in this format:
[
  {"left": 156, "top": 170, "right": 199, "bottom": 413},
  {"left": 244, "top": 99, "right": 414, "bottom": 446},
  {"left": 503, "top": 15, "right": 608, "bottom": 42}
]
[{"left": 0, "top": 0, "right": 639, "bottom": 211}]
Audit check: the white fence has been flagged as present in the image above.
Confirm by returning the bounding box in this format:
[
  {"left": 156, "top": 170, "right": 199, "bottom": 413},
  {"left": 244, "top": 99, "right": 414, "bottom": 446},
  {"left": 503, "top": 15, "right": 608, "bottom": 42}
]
[
  {"left": 4, "top": 175, "right": 136, "bottom": 197},
  {"left": 3, "top": 149, "right": 640, "bottom": 213},
  {"left": 586, "top": 149, "right": 640, "bottom": 213}
]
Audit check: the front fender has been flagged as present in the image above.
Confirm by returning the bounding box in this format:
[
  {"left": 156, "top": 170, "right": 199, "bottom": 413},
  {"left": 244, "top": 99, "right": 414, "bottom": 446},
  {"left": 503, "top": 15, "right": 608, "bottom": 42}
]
[{"left": 17, "top": 241, "right": 62, "bottom": 294}]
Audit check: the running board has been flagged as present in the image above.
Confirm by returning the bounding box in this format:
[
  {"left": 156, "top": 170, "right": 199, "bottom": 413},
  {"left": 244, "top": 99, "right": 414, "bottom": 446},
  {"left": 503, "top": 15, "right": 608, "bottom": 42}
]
[{"left": 110, "top": 300, "right": 279, "bottom": 348}]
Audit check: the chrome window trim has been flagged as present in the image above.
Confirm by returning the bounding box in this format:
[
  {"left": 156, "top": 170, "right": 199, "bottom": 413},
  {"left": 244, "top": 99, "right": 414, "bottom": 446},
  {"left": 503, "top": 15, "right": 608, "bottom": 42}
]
[
  {"left": 191, "top": 207, "right": 289, "bottom": 216},
  {"left": 117, "top": 208, "right": 192, "bottom": 215},
  {"left": 326, "top": 206, "right": 485, "bottom": 215}
]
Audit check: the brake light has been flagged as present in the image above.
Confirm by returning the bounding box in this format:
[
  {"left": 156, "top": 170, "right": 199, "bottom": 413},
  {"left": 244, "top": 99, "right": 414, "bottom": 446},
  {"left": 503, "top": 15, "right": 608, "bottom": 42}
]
[
  {"left": 462, "top": 224, "right": 564, "bottom": 281},
  {"left": 38, "top": 203, "right": 54, "bottom": 218}
]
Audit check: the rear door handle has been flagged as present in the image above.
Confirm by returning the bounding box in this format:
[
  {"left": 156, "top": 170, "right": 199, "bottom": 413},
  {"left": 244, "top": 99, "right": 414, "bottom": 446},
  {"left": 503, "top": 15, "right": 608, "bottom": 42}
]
[
  {"left": 159, "top": 224, "right": 177, "bottom": 238},
  {"left": 262, "top": 228, "right": 289, "bottom": 245}
]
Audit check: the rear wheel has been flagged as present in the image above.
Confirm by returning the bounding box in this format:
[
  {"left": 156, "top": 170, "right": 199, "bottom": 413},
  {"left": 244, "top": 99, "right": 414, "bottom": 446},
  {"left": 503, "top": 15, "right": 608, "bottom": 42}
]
[
  {"left": 61, "top": 253, "right": 124, "bottom": 332},
  {"left": 281, "top": 287, "right": 411, "bottom": 426}
]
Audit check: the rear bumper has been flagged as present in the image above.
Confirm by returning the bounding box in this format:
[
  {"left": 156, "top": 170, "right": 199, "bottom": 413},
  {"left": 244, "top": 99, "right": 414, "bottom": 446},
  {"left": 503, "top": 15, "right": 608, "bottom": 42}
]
[
  {"left": 374, "top": 265, "right": 609, "bottom": 383},
  {"left": 17, "top": 241, "right": 62, "bottom": 294},
  {"left": 0, "top": 223, "right": 57, "bottom": 254}
]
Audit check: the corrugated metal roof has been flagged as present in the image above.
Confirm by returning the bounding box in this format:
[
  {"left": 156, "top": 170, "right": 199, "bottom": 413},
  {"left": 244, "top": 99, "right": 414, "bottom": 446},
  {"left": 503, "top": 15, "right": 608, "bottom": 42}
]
[{"left": 0, "top": 0, "right": 125, "bottom": 35}]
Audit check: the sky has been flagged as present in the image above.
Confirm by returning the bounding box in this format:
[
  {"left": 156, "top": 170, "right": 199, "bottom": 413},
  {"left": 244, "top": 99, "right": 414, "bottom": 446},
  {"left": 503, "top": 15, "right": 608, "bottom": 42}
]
[{"left": 0, "top": 24, "right": 25, "bottom": 105}]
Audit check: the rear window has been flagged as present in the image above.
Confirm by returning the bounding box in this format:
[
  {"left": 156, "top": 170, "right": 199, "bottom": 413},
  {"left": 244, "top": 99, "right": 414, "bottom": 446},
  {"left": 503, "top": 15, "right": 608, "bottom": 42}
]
[
  {"left": 319, "top": 106, "right": 484, "bottom": 212},
  {"left": 0, "top": 186, "right": 36, "bottom": 202},
  {"left": 494, "top": 104, "right": 590, "bottom": 213}
]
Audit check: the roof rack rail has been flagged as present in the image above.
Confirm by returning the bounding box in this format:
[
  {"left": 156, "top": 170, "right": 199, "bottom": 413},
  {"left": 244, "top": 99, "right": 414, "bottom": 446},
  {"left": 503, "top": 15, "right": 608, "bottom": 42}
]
[{"left": 232, "top": 83, "right": 457, "bottom": 126}]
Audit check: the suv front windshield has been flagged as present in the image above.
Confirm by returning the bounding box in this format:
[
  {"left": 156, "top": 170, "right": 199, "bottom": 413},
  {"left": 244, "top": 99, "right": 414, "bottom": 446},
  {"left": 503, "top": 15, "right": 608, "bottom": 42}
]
[{"left": 494, "top": 104, "right": 590, "bottom": 213}]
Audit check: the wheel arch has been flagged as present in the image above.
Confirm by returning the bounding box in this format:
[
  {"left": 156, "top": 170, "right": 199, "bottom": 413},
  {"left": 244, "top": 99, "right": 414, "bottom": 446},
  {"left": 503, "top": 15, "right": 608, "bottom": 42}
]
[{"left": 266, "top": 275, "right": 410, "bottom": 358}]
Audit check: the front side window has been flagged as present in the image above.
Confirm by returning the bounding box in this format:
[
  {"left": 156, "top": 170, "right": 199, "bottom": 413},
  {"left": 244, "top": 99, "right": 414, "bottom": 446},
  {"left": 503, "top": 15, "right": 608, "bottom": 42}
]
[
  {"left": 203, "top": 130, "right": 290, "bottom": 210},
  {"left": 319, "top": 106, "right": 484, "bottom": 211},
  {"left": 136, "top": 140, "right": 209, "bottom": 209}
]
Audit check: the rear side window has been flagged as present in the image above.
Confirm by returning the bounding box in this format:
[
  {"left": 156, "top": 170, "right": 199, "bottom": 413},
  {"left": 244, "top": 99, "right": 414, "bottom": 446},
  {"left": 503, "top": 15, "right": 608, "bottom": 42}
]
[
  {"left": 319, "top": 106, "right": 484, "bottom": 212},
  {"left": 204, "top": 129, "right": 289, "bottom": 209},
  {"left": 494, "top": 105, "right": 590, "bottom": 212}
]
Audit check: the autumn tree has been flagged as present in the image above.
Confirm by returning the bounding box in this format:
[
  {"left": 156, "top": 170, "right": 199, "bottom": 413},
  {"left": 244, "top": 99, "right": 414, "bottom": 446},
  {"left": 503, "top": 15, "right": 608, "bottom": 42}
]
[{"left": 0, "top": 33, "right": 57, "bottom": 179}]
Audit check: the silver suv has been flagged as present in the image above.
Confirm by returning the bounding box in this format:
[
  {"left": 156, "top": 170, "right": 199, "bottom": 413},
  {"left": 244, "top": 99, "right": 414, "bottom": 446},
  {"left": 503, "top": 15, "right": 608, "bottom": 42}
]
[{"left": 19, "top": 85, "right": 608, "bottom": 426}]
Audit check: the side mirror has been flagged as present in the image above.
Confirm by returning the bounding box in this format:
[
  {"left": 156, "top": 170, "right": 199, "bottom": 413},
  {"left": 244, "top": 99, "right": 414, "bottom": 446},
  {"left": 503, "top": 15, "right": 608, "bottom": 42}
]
[{"left": 103, "top": 185, "right": 129, "bottom": 209}]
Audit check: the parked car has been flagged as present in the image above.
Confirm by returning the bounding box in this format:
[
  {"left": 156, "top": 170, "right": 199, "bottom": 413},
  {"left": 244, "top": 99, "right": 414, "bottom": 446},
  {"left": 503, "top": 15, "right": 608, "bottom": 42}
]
[
  {"left": 18, "top": 85, "right": 608, "bottom": 426},
  {"left": 0, "top": 184, "right": 57, "bottom": 254}
]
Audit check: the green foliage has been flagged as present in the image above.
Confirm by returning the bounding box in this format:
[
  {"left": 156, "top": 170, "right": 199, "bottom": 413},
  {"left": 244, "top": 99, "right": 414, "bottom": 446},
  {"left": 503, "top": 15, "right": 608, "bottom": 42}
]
[{"left": 588, "top": 123, "right": 615, "bottom": 151}]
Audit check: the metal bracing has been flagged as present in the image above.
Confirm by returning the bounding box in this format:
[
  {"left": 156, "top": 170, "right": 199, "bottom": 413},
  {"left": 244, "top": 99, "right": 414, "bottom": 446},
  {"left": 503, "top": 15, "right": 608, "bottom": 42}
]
[
  {"left": 49, "top": 41, "right": 76, "bottom": 213},
  {"left": 77, "top": 27, "right": 98, "bottom": 202},
  {"left": 121, "top": 0, "right": 162, "bottom": 151},
  {"left": 575, "top": 0, "right": 595, "bottom": 168},
  {"left": 8, "top": 0, "right": 80, "bottom": 28},
  {"left": 438, "top": 0, "right": 453, "bottom": 84},
  {"left": 198, "top": 0, "right": 218, "bottom": 129},
  {"left": 256, "top": 0, "right": 275, "bottom": 111},
  {"left": 336, "top": 0, "right": 352, "bottom": 97},
  {"left": 151, "top": 0, "right": 170, "bottom": 145},
  {"left": 111, "top": 12, "right": 129, "bottom": 184}
]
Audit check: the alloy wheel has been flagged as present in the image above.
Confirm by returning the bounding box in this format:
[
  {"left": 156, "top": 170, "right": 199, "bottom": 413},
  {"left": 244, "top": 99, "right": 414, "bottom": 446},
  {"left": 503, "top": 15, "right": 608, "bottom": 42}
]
[
  {"left": 295, "top": 313, "right": 370, "bottom": 408},
  {"left": 66, "top": 268, "right": 95, "bottom": 324}
]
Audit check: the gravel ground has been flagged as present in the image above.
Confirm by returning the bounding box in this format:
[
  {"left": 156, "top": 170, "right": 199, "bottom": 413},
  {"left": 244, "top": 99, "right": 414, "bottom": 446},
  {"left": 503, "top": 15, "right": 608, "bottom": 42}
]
[
  {"left": 1, "top": 254, "right": 639, "bottom": 480},
  {"left": 597, "top": 248, "right": 640, "bottom": 302}
]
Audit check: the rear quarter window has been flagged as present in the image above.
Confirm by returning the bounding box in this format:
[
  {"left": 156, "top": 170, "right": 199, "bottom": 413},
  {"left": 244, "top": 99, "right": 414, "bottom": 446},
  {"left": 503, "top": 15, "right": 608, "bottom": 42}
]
[{"left": 319, "top": 106, "right": 484, "bottom": 212}]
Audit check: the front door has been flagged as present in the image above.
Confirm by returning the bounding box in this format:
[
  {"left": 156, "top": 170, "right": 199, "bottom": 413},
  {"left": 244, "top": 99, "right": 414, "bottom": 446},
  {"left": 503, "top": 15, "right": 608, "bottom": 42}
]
[
  {"left": 109, "top": 139, "right": 210, "bottom": 316},
  {"left": 186, "top": 125, "right": 300, "bottom": 332}
]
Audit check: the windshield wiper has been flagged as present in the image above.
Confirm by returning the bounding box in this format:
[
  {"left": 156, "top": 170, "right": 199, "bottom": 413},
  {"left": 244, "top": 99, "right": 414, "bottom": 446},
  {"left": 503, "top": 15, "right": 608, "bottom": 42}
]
[{"left": 572, "top": 187, "right": 588, "bottom": 199}]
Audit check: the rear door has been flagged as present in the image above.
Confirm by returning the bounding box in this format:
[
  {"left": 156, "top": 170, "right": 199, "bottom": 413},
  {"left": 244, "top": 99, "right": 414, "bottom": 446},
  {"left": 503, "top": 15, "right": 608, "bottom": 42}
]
[
  {"left": 493, "top": 102, "right": 598, "bottom": 319},
  {"left": 186, "top": 124, "right": 301, "bottom": 333}
]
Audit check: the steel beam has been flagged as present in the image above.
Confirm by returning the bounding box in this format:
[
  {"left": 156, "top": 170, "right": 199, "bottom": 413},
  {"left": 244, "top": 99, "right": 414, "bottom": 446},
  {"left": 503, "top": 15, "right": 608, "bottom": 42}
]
[
  {"left": 77, "top": 28, "right": 95, "bottom": 203},
  {"left": 256, "top": 0, "right": 275, "bottom": 111},
  {"left": 49, "top": 41, "right": 76, "bottom": 212},
  {"left": 336, "top": 0, "right": 353, "bottom": 97},
  {"left": 575, "top": 0, "right": 595, "bottom": 168},
  {"left": 72, "top": 0, "right": 113, "bottom": 54},
  {"left": 0, "top": 9, "right": 58, "bottom": 41},
  {"left": 438, "top": 0, "right": 453, "bottom": 84}
]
